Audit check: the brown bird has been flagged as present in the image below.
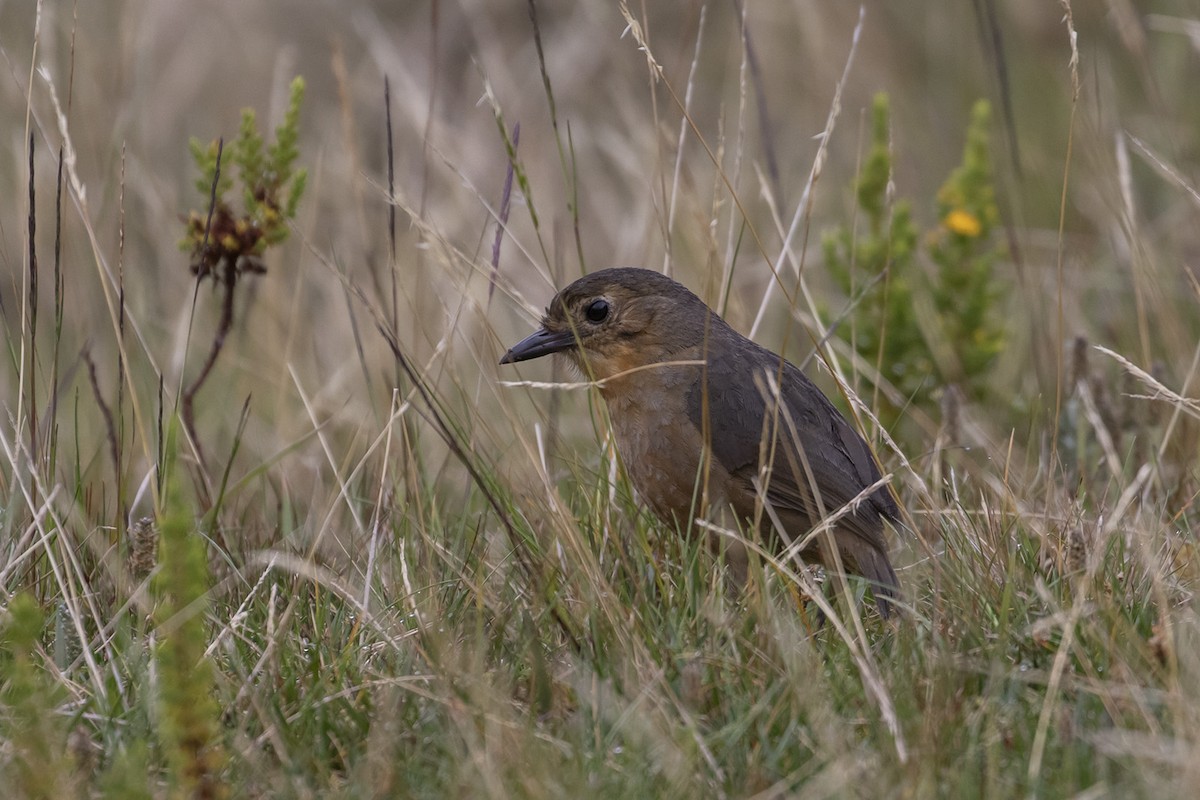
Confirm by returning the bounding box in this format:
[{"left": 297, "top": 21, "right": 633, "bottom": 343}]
[{"left": 500, "top": 267, "right": 901, "bottom": 616}]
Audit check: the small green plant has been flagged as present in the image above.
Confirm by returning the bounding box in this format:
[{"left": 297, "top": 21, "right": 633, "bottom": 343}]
[
  {"left": 0, "top": 594, "right": 79, "bottom": 797},
  {"left": 825, "top": 93, "right": 924, "bottom": 408},
  {"left": 825, "top": 95, "right": 1006, "bottom": 423},
  {"left": 181, "top": 76, "right": 308, "bottom": 279},
  {"left": 927, "top": 99, "right": 1006, "bottom": 392},
  {"left": 153, "top": 426, "right": 228, "bottom": 799},
  {"left": 179, "top": 76, "right": 307, "bottom": 475}
]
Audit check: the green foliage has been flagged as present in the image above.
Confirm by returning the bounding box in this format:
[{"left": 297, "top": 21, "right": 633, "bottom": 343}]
[
  {"left": 825, "top": 94, "right": 926, "bottom": 407},
  {"left": 825, "top": 95, "right": 1007, "bottom": 419},
  {"left": 187, "top": 138, "right": 233, "bottom": 199},
  {"left": 181, "top": 76, "right": 308, "bottom": 281},
  {"left": 929, "top": 100, "right": 1007, "bottom": 388},
  {"left": 98, "top": 740, "right": 155, "bottom": 800},
  {"left": 0, "top": 594, "right": 78, "bottom": 797},
  {"left": 153, "top": 427, "right": 228, "bottom": 800}
]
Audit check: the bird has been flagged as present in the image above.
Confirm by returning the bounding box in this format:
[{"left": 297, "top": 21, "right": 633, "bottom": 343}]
[{"left": 500, "top": 267, "right": 901, "bottom": 616}]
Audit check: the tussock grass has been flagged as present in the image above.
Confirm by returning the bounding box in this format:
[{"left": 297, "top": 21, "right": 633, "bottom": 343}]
[{"left": 1, "top": 1, "right": 1199, "bottom": 797}]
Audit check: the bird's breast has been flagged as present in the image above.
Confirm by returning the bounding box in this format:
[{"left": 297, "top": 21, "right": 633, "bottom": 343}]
[{"left": 600, "top": 367, "right": 729, "bottom": 527}]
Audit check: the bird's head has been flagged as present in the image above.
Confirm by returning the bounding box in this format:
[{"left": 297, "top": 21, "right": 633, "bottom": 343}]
[{"left": 499, "top": 267, "right": 720, "bottom": 382}]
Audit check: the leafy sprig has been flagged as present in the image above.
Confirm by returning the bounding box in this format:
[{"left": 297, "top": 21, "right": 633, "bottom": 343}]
[{"left": 181, "top": 76, "right": 308, "bottom": 281}]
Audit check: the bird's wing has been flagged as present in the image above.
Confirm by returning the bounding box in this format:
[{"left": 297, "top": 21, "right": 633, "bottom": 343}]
[{"left": 686, "top": 339, "right": 898, "bottom": 549}]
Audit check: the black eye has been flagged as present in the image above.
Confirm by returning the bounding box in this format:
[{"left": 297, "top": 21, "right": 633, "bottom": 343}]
[{"left": 585, "top": 299, "right": 610, "bottom": 323}]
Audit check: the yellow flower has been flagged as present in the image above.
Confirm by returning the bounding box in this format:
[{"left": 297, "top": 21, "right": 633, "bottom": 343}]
[{"left": 944, "top": 208, "right": 982, "bottom": 238}]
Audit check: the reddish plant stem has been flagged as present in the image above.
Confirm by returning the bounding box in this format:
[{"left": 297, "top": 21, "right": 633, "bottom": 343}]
[{"left": 181, "top": 259, "right": 239, "bottom": 477}]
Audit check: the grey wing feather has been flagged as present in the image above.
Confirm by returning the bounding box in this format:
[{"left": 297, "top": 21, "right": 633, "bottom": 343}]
[{"left": 686, "top": 338, "right": 898, "bottom": 544}]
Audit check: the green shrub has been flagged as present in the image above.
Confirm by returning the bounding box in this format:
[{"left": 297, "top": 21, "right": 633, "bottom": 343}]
[{"left": 825, "top": 95, "right": 1006, "bottom": 424}]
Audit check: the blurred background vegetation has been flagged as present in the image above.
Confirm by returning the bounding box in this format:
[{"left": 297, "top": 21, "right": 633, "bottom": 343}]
[{"left": 0, "top": 1, "right": 1198, "bottom": 797}]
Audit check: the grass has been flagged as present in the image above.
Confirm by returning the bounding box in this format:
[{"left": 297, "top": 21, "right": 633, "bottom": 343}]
[{"left": 2, "top": 1, "right": 1199, "bottom": 797}]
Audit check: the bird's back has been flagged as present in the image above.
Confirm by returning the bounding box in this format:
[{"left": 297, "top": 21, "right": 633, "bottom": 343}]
[{"left": 683, "top": 325, "right": 901, "bottom": 612}]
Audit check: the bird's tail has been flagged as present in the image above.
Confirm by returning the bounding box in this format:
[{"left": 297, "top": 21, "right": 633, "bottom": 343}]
[{"left": 844, "top": 542, "right": 901, "bottom": 618}]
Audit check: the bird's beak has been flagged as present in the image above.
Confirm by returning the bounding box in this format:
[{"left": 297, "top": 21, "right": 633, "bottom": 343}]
[{"left": 499, "top": 327, "right": 579, "bottom": 365}]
